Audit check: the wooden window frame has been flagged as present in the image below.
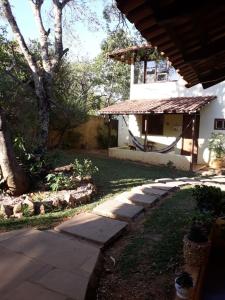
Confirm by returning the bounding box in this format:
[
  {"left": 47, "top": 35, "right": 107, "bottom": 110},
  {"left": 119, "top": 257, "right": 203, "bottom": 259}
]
[{"left": 214, "top": 118, "right": 225, "bottom": 130}]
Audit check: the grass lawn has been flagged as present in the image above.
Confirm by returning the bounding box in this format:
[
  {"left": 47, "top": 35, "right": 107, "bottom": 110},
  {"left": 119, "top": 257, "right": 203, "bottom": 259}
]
[
  {"left": 97, "top": 187, "right": 196, "bottom": 300},
  {"left": 0, "top": 150, "right": 193, "bottom": 231}
]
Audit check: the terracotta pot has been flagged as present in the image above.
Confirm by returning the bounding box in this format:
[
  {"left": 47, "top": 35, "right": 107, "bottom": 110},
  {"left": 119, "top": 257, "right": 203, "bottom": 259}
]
[
  {"left": 183, "top": 235, "right": 211, "bottom": 267},
  {"left": 209, "top": 158, "right": 223, "bottom": 169},
  {"left": 213, "top": 217, "right": 225, "bottom": 249}
]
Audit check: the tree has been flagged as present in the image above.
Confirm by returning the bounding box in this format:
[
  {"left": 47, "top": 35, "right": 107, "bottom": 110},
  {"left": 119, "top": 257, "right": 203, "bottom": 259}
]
[
  {"left": 1, "top": 0, "right": 72, "bottom": 154},
  {"left": 93, "top": 29, "right": 138, "bottom": 107},
  {"left": 0, "top": 108, "right": 29, "bottom": 195}
]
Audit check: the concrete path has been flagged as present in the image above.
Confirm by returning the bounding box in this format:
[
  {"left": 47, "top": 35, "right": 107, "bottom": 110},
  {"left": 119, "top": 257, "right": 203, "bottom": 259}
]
[
  {"left": 0, "top": 229, "right": 101, "bottom": 300},
  {"left": 2, "top": 175, "right": 225, "bottom": 300}
]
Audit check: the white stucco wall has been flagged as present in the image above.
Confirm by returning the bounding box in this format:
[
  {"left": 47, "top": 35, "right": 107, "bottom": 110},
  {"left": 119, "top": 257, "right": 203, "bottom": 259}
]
[{"left": 117, "top": 67, "right": 225, "bottom": 164}]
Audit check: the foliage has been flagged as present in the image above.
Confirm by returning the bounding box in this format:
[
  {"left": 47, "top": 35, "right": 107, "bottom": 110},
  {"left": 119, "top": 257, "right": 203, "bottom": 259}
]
[
  {"left": 13, "top": 136, "right": 48, "bottom": 180},
  {"left": 192, "top": 185, "right": 225, "bottom": 216},
  {"left": 187, "top": 224, "right": 208, "bottom": 243},
  {"left": 51, "top": 61, "right": 89, "bottom": 132},
  {"left": 0, "top": 28, "right": 37, "bottom": 144},
  {"left": 72, "top": 158, "right": 99, "bottom": 179},
  {"left": 93, "top": 29, "right": 134, "bottom": 107},
  {"left": 208, "top": 132, "right": 225, "bottom": 158},
  {"left": 96, "top": 125, "right": 117, "bottom": 149},
  {"left": 176, "top": 272, "right": 193, "bottom": 288},
  {"left": 46, "top": 172, "right": 74, "bottom": 192},
  {"left": 191, "top": 210, "right": 214, "bottom": 235}
]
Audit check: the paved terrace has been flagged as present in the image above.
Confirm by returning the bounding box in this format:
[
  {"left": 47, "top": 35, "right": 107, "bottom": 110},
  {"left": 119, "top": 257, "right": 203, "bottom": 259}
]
[{"left": 1, "top": 175, "right": 225, "bottom": 299}]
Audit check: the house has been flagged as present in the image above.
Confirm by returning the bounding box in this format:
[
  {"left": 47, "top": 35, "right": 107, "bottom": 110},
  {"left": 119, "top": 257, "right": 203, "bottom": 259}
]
[{"left": 99, "top": 45, "right": 225, "bottom": 171}]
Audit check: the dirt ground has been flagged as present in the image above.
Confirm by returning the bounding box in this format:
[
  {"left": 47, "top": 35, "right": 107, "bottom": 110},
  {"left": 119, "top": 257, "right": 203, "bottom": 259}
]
[{"left": 96, "top": 198, "right": 177, "bottom": 300}]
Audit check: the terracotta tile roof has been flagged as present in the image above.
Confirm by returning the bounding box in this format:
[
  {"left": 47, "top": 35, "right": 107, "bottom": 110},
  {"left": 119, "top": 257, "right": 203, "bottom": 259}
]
[
  {"left": 108, "top": 44, "right": 156, "bottom": 64},
  {"left": 99, "top": 96, "right": 216, "bottom": 115}
]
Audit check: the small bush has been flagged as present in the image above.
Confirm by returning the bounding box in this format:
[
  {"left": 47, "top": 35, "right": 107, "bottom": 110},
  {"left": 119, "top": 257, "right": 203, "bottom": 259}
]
[
  {"left": 187, "top": 224, "right": 208, "bottom": 243},
  {"left": 46, "top": 172, "right": 74, "bottom": 191},
  {"left": 192, "top": 185, "right": 225, "bottom": 216},
  {"left": 72, "top": 158, "right": 99, "bottom": 179}
]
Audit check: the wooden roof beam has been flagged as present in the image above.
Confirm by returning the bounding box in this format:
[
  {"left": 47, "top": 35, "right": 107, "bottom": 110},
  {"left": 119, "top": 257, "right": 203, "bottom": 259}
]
[
  {"left": 183, "top": 38, "right": 225, "bottom": 63},
  {"left": 199, "top": 67, "right": 225, "bottom": 83},
  {"left": 116, "top": 0, "right": 146, "bottom": 15},
  {"left": 152, "top": 0, "right": 225, "bottom": 25}
]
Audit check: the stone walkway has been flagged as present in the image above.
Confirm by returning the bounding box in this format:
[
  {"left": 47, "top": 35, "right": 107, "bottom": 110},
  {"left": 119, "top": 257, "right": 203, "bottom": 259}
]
[{"left": 1, "top": 175, "right": 225, "bottom": 299}]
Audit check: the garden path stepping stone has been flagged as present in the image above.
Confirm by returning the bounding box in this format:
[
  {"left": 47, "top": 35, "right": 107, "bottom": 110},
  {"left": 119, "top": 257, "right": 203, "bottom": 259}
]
[
  {"left": 93, "top": 199, "right": 144, "bottom": 222},
  {"left": 144, "top": 183, "right": 176, "bottom": 191},
  {"left": 115, "top": 191, "right": 159, "bottom": 208},
  {"left": 164, "top": 181, "right": 188, "bottom": 187},
  {"left": 55, "top": 212, "right": 128, "bottom": 247},
  {"left": 155, "top": 178, "right": 173, "bottom": 183},
  {"left": 132, "top": 186, "right": 168, "bottom": 197}
]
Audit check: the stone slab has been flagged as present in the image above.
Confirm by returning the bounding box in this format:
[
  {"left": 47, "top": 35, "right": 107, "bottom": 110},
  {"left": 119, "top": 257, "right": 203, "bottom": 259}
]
[
  {"left": 55, "top": 212, "right": 128, "bottom": 246},
  {"left": 164, "top": 181, "right": 188, "bottom": 187},
  {"left": 0, "top": 229, "right": 100, "bottom": 276},
  {"left": 35, "top": 268, "right": 89, "bottom": 300},
  {"left": 93, "top": 199, "right": 144, "bottom": 222},
  {"left": 144, "top": 183, "right": 176, "bottom": 191},
  {"left": 116, "top": 191, "right": 159, "bottom": 208},
  {"left": 155, "top": 178, "right": 173, "bottom": 183},
  {"left": 209, "top": 178, "right": 225, "bottom": 184},
  {"left": 0, "top": 245, "right": 49, "bottom": 298},
  {"left": 2, "top": 281, "right": 67, "bottom": 300},
  {"left": 0, "top": 228, "right": 33, "bottom": 242},
  {"left": 132, "top": 186, "right": 168, "bottom": 197}
]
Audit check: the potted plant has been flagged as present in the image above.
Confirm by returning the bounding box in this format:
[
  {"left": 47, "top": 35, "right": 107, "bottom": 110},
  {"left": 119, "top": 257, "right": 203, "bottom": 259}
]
[
  {"left": 183, "top": 224, "right": 211, "bottom": 267},
  {"left": 175, "top": 271, "right": 193, "bottom": 299},
  {"left": 208, "top": 132, "right": 225, "bottom": 169}
]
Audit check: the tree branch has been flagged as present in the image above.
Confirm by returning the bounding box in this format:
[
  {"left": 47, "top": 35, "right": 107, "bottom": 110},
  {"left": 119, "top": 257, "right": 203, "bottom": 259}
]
[
  {"left": 1, "top": 0, "right": 38, "bottom": 74},
  {"left": 29, "top": 0, "right": 52, "bottom": 72},
  {"left": 62, "top": 0, "right": 71, "bottom": 8},
  {"left": 52, "top": 0, "right": 71, "bottom": 69}
]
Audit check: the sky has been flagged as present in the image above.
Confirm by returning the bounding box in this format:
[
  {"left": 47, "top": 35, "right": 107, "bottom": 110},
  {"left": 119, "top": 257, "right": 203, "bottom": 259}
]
[{"left": 1, "top": 0, "right": 111, "bottom": 60}]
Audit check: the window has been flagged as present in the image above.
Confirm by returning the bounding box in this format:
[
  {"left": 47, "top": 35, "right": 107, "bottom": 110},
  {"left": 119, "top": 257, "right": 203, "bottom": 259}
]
[
  {"left": 142, "top": 115, "right": 164, "bottom": 135},
  {"left": 214, "top": 119, "right": 225, "bottom": 130}
]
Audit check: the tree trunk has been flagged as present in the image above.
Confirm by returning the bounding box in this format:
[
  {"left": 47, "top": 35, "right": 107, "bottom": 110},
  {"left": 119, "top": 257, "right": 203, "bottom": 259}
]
[
  {"left": 0, "top": 109, "right": 29, "bottom": 195},
  {"left": 33, "top": 73, "right": 51, "bottom": 155}
]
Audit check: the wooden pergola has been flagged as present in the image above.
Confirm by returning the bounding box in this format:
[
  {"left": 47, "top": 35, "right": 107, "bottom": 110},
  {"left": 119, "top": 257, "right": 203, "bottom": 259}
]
[{"left": 116, "top": 0, "right": 225, "bottom": 88}]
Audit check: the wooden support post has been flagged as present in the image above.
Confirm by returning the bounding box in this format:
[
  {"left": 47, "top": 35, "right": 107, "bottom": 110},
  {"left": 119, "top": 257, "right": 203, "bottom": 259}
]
[
  {"left": 144, "top": 115, "right": 148, "bottom": 151},
  {"left": 190, "top": 114, "right": 196, "bottom": 171},
  {"left": 108, "top": 115, "right": 112, "bottom": 149}
]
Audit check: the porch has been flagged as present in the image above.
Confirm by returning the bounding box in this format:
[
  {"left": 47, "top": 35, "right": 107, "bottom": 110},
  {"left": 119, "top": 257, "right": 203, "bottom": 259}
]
[{"left": 100, "top": 96, "right": 216, "bottom": 171}]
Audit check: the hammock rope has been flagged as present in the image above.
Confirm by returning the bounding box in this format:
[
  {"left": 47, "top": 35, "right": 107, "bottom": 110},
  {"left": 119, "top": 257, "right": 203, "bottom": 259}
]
[{"left": 122, "top": 116, "right": 192, "bottom": 153}]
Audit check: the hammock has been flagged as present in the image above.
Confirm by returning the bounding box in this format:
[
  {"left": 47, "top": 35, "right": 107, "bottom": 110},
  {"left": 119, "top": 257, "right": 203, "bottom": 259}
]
[{"left": 122, "top": 116, "right": 192, "bottom": 154}]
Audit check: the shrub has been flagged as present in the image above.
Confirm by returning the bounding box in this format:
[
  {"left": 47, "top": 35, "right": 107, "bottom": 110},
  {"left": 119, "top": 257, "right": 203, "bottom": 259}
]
[
  {"left": 191, "top": 211, "right": 214, "bottom": 235},
  {"left": 46, "top": 172, "right": 74, "bottom": 191},
  {"left": 187, "top": 224, "right": 208, "bottom": 243},
  {"left": 208, "top": 132, "right": 225, "bottom": 158},
  {"left": 192, "top": 185, "right": 225, "bottom": 216},
  {"left": 72, "top": 158, "right": 99, "bottom": 179},
  {"left": 13, "top": 136, "right": 50, "bottom": 179}
]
